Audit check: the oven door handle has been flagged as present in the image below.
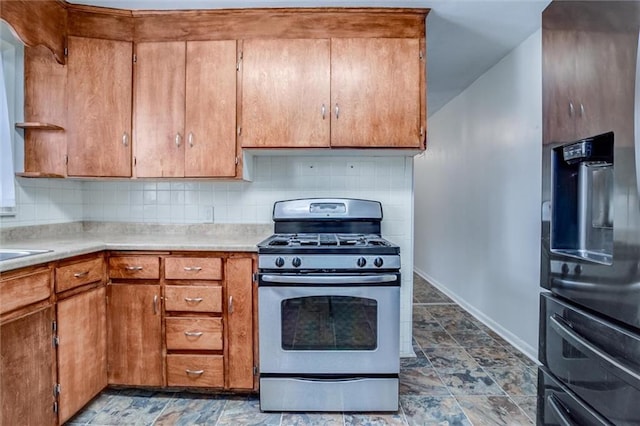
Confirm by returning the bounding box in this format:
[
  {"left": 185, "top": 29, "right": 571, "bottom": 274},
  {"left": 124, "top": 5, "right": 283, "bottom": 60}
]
[
  {"left": 550, "top": 314, "right": 640, "bottom": 389},
  {"left": 261, "top": 274, "right": 398, "bottom": 285}
]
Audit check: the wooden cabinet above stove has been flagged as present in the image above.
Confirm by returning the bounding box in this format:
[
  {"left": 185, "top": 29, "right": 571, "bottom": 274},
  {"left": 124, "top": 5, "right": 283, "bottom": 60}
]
[{"left": 5, "top": 4, "right": 428, "bottom": 180}]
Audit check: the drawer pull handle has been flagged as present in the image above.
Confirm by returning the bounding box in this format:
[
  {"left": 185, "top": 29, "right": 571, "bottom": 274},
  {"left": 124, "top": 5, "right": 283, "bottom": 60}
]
[
  {"left": 228, "top": 296, "right": 234, "bottom": 314},
  {"left": 125, "top": 266, "right": 144, "bottom": 271},
  {"left": 153, "top": 295, "right": 159, "bottom": 315},
  {"left": 183, "top": 266, "right": 202, "bottom": 271},
  {"left": 73, "top": 271, "right": 89, "bottom": 278},
  {"left": 184, "top": 331, "right": 203, "bottom": 337},
  {"left": 184, "top": 297, "right": 203, "bottom": 303},
  {"left": 550, "top": 314, "right": 640, "bottom": 388},
  {"left": 185, "top": 369, "right": 204, "bottom": 376}
]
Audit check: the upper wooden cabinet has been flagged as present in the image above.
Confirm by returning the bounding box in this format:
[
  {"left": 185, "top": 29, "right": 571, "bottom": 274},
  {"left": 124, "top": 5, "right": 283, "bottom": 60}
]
[
  {"left": 241, "top": 39, "right": 331, "bottom": 148},
  {"left": 134, "top": 40, "right": 237, "bottom": 177},
  {"left": 542, "top": 3, "right": 637, "bottom": 146},
  {"left": 241, "top": 38, "right": 424, "bottom": 149},
  {"left": 67, "top": 36, "right": 133, "bottom": 177}
]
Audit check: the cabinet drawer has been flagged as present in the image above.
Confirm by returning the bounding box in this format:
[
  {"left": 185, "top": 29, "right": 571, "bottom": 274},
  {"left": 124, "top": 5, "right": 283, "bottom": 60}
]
[
  {"left": 108, "top": 256, "right": 160, "bottom": 280},
  {"left": 164, "top": 286, "right": 222, "bottom": 313},
  {"left": 0, "top": 269, "right": 51, "bottom": 315},
  {"left": 166, "top": 317, "right": 223, "bottom": 350},
  {"left": 165, "top": 257, "right": 222, "bottom": 280},
  {"left": 55, "top": 257, "right": 104, "bottom": 293},
  {"left": 166, "top": 354, "right": 224, "bottom": 388}
]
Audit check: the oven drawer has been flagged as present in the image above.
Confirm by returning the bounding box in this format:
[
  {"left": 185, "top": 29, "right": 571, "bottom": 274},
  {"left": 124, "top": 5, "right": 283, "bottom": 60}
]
[
  {"left": 165, "top": 317, "right": 223, "bottom": 351},
  {"left": 164, "top": 285, "right": 222, "bottom": 313},
  {"left": 539, "top": 293, "right": 640, "bottom": 425},
  {"left": 538, "top": 367, "right": 611, "bottom": 426},
  {"left": 166, "top": 354, "right": 224, "bottom": 388},
  {"left": 260, "top": 377, "right": 398, "bottom": 412}
]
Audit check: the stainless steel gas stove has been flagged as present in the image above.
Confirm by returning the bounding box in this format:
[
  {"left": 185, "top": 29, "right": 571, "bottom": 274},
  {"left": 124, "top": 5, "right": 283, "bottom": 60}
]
[{"left": 257, "top": 198, "right": 401, "bottom": 412}]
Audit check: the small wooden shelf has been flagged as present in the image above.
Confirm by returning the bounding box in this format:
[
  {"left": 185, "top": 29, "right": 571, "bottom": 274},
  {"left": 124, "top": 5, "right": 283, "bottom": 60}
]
[
  {"left": 16, "top": 172, "right": 65, "bottom": 178},
  {"left": 15, "top": 122, "right": 64, "bottom": 131}
]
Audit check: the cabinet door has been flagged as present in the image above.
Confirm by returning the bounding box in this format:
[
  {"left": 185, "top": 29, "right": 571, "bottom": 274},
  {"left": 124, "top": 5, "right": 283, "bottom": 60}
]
[
  {"left": 57, "top": 287, "right": 107, "bottom": 424},
  {"left": 542, "top": 30, "right": 577, "bottom": 144},
  {"left": 573, "top": 30, "right": 636, "bottom": 146},
  {"left": 107, "top": 284, "right": 163, "bottom": 386},
  {"left": 67, "top": 37, "right": 132, "bottom": 177},
  {"left": 241, "top": 39, "right": 330, "bottom": 148},
  {"left": 134, "top": 42, "right": 185, "bottom": 177},
  {"left": 331, "top": 38, "right": 421, "bottom": 148},
  {"left": 185, "top": 41, "right": 238, "bottom": 177},
  {"left": 0, "top": 307, "right": 56, "bottom": 426},
  {"left": 225, "top": 257, "right": 254, "bottom": 389}
]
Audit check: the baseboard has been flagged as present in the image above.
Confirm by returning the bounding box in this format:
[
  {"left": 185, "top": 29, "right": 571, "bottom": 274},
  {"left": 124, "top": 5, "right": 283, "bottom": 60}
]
[{"left": 413, "top": 267, "right": 539, "bottom": 364}]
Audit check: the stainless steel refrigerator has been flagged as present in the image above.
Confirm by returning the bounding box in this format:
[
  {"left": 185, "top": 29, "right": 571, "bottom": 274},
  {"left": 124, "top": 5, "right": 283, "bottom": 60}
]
[{"left": 539, "top": 2, "right": 640, "bottom": 425}]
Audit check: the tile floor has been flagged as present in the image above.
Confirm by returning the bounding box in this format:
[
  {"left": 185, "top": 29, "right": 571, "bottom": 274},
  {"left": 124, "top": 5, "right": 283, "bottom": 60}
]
[{"left": 67, "top": 273, "right": 538, "bottom": 425}]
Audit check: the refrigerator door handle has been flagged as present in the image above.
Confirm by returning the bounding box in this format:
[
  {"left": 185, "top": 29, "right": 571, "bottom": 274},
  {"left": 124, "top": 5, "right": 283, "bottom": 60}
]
[
  {"left": 550, "top": 314, "right": 640, "bottom": 389},
  {"left": 547, "top": 395, "right": 577, "bottom": 426},
  {"left": 635, "top": 29, "right": 640, "bottom": 198}
]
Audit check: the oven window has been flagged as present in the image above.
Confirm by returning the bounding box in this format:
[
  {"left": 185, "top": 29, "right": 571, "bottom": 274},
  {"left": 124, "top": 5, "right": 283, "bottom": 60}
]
[{"left": 281, "top": 296, "right": 378, "bottom": 351}]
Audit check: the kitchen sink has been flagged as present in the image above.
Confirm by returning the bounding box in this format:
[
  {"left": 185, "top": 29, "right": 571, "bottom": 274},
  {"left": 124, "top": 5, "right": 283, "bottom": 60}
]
[{"left": 0, "top": 248, "right": 52, "bottom": 261}]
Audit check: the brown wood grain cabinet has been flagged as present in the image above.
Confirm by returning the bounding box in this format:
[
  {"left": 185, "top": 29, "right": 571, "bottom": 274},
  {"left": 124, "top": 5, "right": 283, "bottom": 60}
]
[
  {"left": 0, "top": 306, "right": 57, "bottom": 426},
  {"left": 225, "top": 257, "right": 255, "bottom": 390},
  {"left": 107, "top": 282, "right": 164, "bottom": 386},
  {"left": 56, "top": 286, "right": 107, "bottom": 424},
  {"left": 107, "top": 254, "right": 163, "bottom": 387},
  {"left": 22, "top": 45, "right": 67, "bottom": 177},
  {"left": 240, "top": 38, "right": 331, "bottom": 148},
  {"left": 134, "top": 40, "right": 237, "bottom": 177},
  {"left": 543, "top": 29, "right": 636, "bottom": 146},
  {"left": 66, "top": 36, "right": 133, "bottom": 177},
  {"left": 331, "top": 38, "right": 423, "bottom": 148},
  {"left": 241, "top": 38, "right": 424, "bottom": 149}
]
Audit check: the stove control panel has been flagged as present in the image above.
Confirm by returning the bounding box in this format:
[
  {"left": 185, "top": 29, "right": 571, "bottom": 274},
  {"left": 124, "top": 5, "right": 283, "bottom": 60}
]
[{"left": 260, "top": 254, "right": 400, "bottom": 271}]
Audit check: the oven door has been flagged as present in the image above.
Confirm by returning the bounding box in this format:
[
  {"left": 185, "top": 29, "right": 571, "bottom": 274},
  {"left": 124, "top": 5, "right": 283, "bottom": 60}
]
[{"left": 258, "top": 273, "right": 400, "bottom": 375}]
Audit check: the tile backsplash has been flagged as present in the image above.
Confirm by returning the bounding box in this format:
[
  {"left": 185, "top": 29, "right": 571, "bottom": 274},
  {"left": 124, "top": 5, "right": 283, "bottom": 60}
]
[{"left": 1, "top": 155, "right": 415, "bottom": 356}]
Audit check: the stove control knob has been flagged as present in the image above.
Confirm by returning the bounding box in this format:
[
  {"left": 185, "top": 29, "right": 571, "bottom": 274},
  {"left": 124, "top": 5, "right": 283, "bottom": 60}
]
[
  {"left": 275, "top": 257, "right": 285, "bottom": 268},
  {"left": 292, "top": 257, "right": 302, "bottom": 268},
  {"left": 374, "top": 257, "right": 384, "bottom": 268},
  {"left": 357, "top": 257, "right": 367, "bottom": 267}
]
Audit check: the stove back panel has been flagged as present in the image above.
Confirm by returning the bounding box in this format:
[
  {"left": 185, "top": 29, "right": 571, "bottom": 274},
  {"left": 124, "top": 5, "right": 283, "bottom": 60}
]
[{"left": 274, "top": 220, "right": 381, "bottom": 235}]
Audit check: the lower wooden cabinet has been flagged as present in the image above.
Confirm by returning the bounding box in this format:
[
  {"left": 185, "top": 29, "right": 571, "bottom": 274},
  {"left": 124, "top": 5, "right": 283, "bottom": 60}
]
[
  {"left": 107, "top": 283, "right": 163, "bottom": 386},
  {"left": 57, "top": 286, "right": 107, "bottom": 424},
  {"left": 0, "top": 307, "right": 57, "bottom": 426},
  {"left": 225, "top": 257, "right": 255, "bottom": 390}
]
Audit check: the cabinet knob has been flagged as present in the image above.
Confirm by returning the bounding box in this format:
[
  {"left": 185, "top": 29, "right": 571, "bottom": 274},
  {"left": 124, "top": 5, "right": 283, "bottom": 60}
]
[
  {"left": 122, "top": 132, "right": 129, "bottom": 147},
  {"left": 188, "top": 132, "right": 194, "bottom": 148},
  {"left": 228, "top": 296, "right": 234, "bottom": 314},
  {"left": 569, "top": 102, "right": 575, "bottom": 117},
  {"left": 335, "top": 103, "right": 340, "bottom": 119},
  {"left": 321, "top": 104, "right": 326, "bottom": 120},
  {"left": 579, "top": 103, "right": 585, "bottom": 117},
  {"left": 175, "top": 133, "right": 182, "bottom": 147}
]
